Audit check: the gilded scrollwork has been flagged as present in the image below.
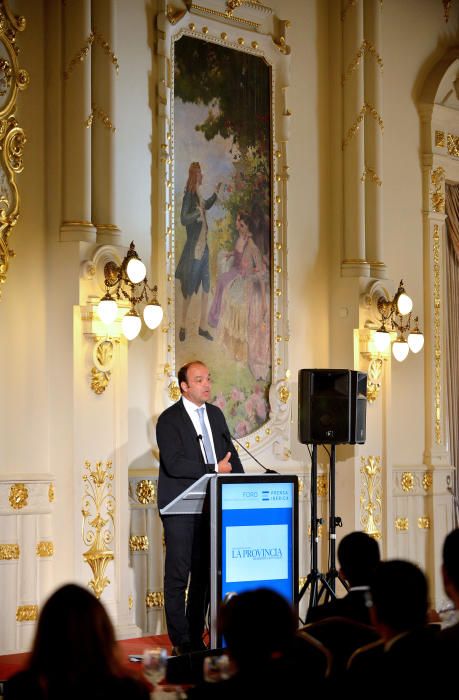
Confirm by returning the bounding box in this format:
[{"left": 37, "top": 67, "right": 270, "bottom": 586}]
[
  {"left": 366, "top": 357, "right": 383, "bottom": 403},
  {"left": 82, "top": 460, "right": 115, "bottom": 598},
  {"left": 395, "top": 517, "right": 409, "bottom": 531},
  {"left": 90, "top": 338, "right": 115, "bottom": 394},
  {"left": 0, "top": 543, "right": 19, "bottom": 559},
  {"left": 433, "top": 224, "right": 441, "bottom": 444},
  {"left": 430, "top": 166, "right": 445, "bottom": 213},
  {"left": 36, "top": 541, "right": 54, "bottom": 557},
  {"left": 401, "top": 472, "right": 414, "bottom": 492},
  {"left": 9, "top": 482, "right": 28, "bottom": 509},
  {"left": 360, "top": 456, "right": 382, "bottom": 539},
  {"left": 16, "top": 604, "right": 38, "bottom": 622},
  {"left": 418, "top": 516, "right": 431, "bottom": 529},
  {"left": 422, "top": 471, "right": 433, "bottom": 492},
  {"left": 146, "top": 590, "right": 165, "bottom": 608},
  {"left": 317, "top": 475, "right": 328, "bottom": 498},
  {"left": 0, "top": 1, "right": 28, "bottom": 298},
  {"left": 129, "top": 535, "right": 149, "bottom": 551},
  {"left": 136, "top": 479, "right": 156, "bottom": 505}
]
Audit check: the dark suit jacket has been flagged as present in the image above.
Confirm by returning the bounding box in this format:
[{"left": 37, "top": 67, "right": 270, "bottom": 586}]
[
  {"left": 306, "top": 589, "right": 373, "bottom": 625},
  {"left": 156, "top": 398, "right": 244, "bottom": 511}
]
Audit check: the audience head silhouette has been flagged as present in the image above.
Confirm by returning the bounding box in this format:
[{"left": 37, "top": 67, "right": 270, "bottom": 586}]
[
  {"left": 369, "top": 560, "right": 429, "bottom": 637},
  {"left": 337, "top": 531, "right": 380, "bottom": 586},
  {"left": 219, "top": 588, "right": 296, "bottom": 669},
  {"left": 6, "top": 583, "right": 149, "bottom": 700},
  {"left": 442, "top": 527, "right": 459, "bottom": 605}
]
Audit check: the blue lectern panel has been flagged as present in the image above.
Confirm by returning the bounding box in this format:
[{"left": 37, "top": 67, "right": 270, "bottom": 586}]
[{"left": 210, "top": 474, "right": 298, "bottom": 648}]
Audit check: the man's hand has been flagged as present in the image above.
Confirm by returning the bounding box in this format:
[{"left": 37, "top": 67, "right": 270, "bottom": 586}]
[{"left": 217, "top": 451, "right": 233, "bottom": 473}]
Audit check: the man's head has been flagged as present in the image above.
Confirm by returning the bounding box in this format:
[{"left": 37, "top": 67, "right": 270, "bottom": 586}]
[
  {"left": 178, "top": 361, "right": 211, "bottom": 406},
  {"left": 442, "top": 527, "right": 459, "bottom": 605},
  {"left": 337, "top": 531, "right": 381, "bottom": 586},
  {"left": 369, "top": 560, "right": 429, "bottom": 638}
]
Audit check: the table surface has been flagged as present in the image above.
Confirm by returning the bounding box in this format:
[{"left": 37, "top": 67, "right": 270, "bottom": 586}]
[{"left": 0, "top": 634, "right": 173, "bottom": 682}]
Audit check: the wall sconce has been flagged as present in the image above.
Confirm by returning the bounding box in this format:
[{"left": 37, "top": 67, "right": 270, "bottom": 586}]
[
  {"left": 97, "top": 241, "right": 163, "bottom": 340},
  {"left": 373, "top": 280, "right": 424, "bottom": 362}
]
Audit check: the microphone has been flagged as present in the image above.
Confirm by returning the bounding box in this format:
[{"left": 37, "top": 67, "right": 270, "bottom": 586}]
[{"left": 222, "top": 432, "right": 279, "bottom": 474}]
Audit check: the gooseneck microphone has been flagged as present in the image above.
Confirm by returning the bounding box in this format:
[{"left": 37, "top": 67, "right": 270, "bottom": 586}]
[{"left": 222, "top": 432, "right": 279, "bottom": 474}]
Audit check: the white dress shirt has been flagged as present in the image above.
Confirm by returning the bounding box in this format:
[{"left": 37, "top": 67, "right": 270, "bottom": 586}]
[{"left": 182, "top": 396, "right": 217, "bottom": 464}]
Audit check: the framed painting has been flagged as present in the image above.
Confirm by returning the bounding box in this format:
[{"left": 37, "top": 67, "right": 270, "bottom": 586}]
[{"left": 158, "top": 2, "right": 291, "bottom": 451}]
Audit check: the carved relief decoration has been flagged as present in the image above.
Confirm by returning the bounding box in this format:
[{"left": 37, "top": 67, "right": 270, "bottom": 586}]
[
  {"left": 82, "top": 460, "right": 115, "bottom": 598},
  {"left": 0, "top": 1, "right": 29, "bottom": 298},
  {"left": 360, "top": 456, "right": 382, "bottom": 540}
]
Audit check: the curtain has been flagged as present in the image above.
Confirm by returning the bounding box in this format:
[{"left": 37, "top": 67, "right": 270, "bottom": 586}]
[{"left": 445, "top": 182, "right": 459, "bottom": 526}]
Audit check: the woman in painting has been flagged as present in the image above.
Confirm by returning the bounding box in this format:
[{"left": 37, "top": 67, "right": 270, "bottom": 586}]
[{"left": 208, "top": 210, "right": 270, "bottom": 381}]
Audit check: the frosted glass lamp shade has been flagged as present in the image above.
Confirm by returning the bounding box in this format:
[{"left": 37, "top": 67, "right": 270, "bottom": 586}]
[
  {"left": 392, "top": 339, "right": 409, "bottom": 362},
  {"left": 396, "top": 292, "right": 413, "bottom": 316},
  {"left": 408, "top": 331, "right": 424, "bottom": 353},
  {"left": 98, "top": 296, "right": 118, "bottom": 324},
  {"left": 374, "top": 329, "right": 391, "bottom": 353},
  {"left": 126, "top": 257, "right": 146, "bottom": 284},
  {"left": 122, "top": 309, "right": 141, "bottom": 340},
  {"left": 143, "top": 303, "right": 163, "bottom": 329}
]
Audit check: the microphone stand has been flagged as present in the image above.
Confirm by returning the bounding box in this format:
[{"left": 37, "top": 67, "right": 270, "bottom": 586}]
[{"left": 223, "top": 433, "right": 278, "bottom": 474}]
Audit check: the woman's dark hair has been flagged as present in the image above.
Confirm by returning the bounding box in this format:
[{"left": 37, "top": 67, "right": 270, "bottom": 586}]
[{"left": 27, "top": 584, "right": 122, "bottom": 690}]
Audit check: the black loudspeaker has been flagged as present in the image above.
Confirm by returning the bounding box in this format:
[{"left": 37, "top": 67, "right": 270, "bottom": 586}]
[
  {"left": 298, "top": 369, "right": 352, "bottom": 444},
  {"left": 349, "top": 370, "right": 367, "bottom": 444}
]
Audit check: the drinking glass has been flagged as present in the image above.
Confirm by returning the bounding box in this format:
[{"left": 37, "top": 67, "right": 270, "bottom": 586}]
[{"left": 143, "top": 646, "right": 168, "bottom": 686}]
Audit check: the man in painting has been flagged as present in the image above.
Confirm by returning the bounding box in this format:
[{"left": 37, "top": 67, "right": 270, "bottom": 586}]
[
  {"left": 175, "top": 161, "right": 221, "bottom": 343},
  {"left": 156, "top": 360, "right": 244, "bottom": 655}
]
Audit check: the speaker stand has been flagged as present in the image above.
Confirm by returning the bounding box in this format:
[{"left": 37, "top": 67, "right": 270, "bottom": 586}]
[
  {"left": 298, "top": 445, "right": 335, "bottom": 619},
  {"left": 314, "top": 444, "right": 348, "bottom": 605}
]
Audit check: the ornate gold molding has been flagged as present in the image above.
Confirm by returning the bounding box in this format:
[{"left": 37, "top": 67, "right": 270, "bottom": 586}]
[
  {"left": 90, "top": 338, "right": 116, "bottom": 394},
  {"left": 366, "top": 357, "right": 383, "bottom": 403},
  {"left": 360, "top": 456, "right": 382, "bottom": 539},
  {"left": 64, "top": 31, "right": 119, "bottom": 80},
  {"left": 317, "top": 475, "right": 328, "bottom": 497},
  {"left": 342, "top": 40, "right": 383, "bottom": 85},
  {"left": 85, "top": 103, "right": 116, "bottom": 133},
  {"left": 0, "top": 543, "right": 19, "bottom": 559},
  {"left": 278, "top": 384, "right": 290, "bottom": 403},
  {"left": 36, "top": 541, "right": 54, "bottom": 557},
  {"left": 360, "top": 167, "right": 382, "bottom": 186},
  {"left": 343, "top": 103, "right": 384, "bottom": 149},
  {"left": 447, "top": 132, "right": 459, "bottom": 157},
  {"left": 136, "top": 480, "right": 156, "bottom": 505},
  {"left": 129, "top": 535, "right": 149, "bottom": 552},
  {"left": 443, "top": 0, "right": 453, "bottom": 22},
  {"left": 422, "top": 471, "right": 433, "bottom": 492},
  {"left": 146, "top": 590, "right": 164, "bottom": 608},
  {"left": 16, "top": 604, "right": 38, "bottom": 621},
  {"left": 9, "top": 483, "right": 28, "bottom": 509},
  {"left": 395, "top": 517, "right": 409, "bottom": 531},
  {"left": 48, "top": 483, "right": 55, "bottom": 502},
  {"left": 418, "top": 516, "right": 431, "bottom": 529},
  {"left": 0, "top": 2, "right": 29, "bottom": 299},
  {"left": 401, "top": 472, "right": 414, "bottom": 492},
  {"left": 430, "top": 166, "right": 445, "bottom": 213},
  {"left": 435, "top": 130, "right": 445, "bottom": 148},
  {"left": 433, "top": 224, "right": 441, "bottom": 444},
  {"left": 82, "top": 460, "right": 115, "bottom": 598}
]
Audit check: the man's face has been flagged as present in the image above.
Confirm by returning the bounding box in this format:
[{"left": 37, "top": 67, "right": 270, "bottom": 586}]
[{"left": 181, "top": 363, "right": 211, "bottom": 406}]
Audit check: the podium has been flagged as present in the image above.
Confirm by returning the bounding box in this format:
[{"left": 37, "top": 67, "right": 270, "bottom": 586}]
[
  {"left": 159, "top": 473, "right": 214, "bottom": 515},
  {"left": 160, "top": 472, "right": 299, "bottom": 650}
]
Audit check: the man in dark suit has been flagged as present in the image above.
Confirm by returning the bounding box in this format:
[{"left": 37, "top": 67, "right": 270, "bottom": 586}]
[
  {"left": 306, "top": 530, "right": 380, "bottom": 625},
  {"left": 157, "top": 360, "right": 244, "bottom": 656},
  {"left": 437, "top": 527, "right": 459, "bottom": 657}
]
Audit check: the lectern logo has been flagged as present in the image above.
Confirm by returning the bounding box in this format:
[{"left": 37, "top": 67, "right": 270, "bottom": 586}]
[{"left": 231, "top": 547, "right": 283, "bottom": 560}]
